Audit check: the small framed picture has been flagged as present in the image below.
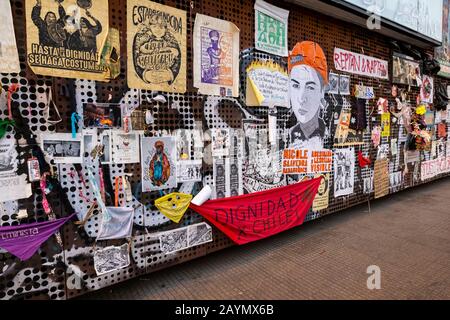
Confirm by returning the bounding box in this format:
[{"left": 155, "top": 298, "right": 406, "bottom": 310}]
[
  {"left": 41, "top": 133, "right": 83, "bottom": 164},
  {"left": 83, "top": 103, "right": 122, "bottom": 128}
]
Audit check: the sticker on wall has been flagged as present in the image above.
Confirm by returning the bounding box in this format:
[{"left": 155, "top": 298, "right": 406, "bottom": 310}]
[
  {"left": 288, "top": 41, "right": 329, "bottom": 150},
  {"left": 334, "top": 48, "right": 388, "bottom": 79},
  {"left": 0, "top": 1, "right": 20, "bottom": 73},
  {"left": 141, "top": 136, "right": 177, "bottom": 192},
  {"left": 246, "top": 60, "right": 289, "bottom": 107},
  {"left": 254, "top": 0, "right": 289, "bottom": 57},
  {"left": 41, "top": 133, "right": 83, "bottom": 164},
  {"left": 94, "top": 243, "right": 130, "bottom": 276},
  {"left": 193, "top": 14, "right": 240, "bottom": 97},
  {"left": 333, "top": 147, "right": 355, "bottom": 197},
  {"left": 420, "top": 75, "right": 434, "bottom": 103},
  {"left": 127, "top": 0, "right": 186, "bottom": 93},
  {"left": 374, "top": 158, "right": 389, "bottom": 199},
  {"left": 111, "top": 131, "right": 140, "bottom": 164},
  {"left": 26, "top": 0, "right": 109, "bottom": 80},
  {"left": 312, "top": 173, "right": 330, "bottom": 211}
]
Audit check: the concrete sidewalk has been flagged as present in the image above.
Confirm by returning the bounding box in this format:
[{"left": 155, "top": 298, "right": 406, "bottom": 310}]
[{"left": 82, "top": 178, "right": 450, "bottom": 300}]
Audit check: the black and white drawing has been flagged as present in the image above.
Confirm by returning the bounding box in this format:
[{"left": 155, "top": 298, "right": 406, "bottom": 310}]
[
  {"left": 363, "top": 173, "right": 374, "bottom": 194},
  {"left": 333, "top": 147, "right": 355, "bottom": 197},
  {"left": 339, "top": 75, "right": 350, "bottom": 95},
  {"left": 94, "top": 243, "right": 130, "bottom": 276},
  {"left": 377, "top": 144, "right": 390, "bottom": 160},
  {"left": 177, "top": 160, "right": 202, "bottom": 182},
  {"left": 99, "top": 130, "right": 112, "bottom": 164},
  {"left": 175, "top": 129, "right": 192, "bottom": 160},
  {"left": 389, "top": 171, "right": 403, "bottom": 192},
  {"left": 188, "top": 223, "right": 213, "bottom": 247},
  {"left": 213, "top": 157, "right": 230, "bottom": 199},
  {"left": 41, "top": 133, "right": 83, "bottom": 164},
  {"left": 159, "top": 227, "right": 188, "bottom": 254}
]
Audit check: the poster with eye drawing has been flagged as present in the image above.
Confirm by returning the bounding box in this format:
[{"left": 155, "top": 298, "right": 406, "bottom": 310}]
[
  {"left": 111, "top": 131, "right": 140, "bottom": 164},
  {"left": 93, "top": 243, "right": 130, "bottom": 276},
  {"left": 211, "top": 128, "right": 230, "bottom": 157},
  {"left": 242, "top": 121, "right": 285, "bottom": 193},
  {"left": 333, "top": 147, "right": 355, "bottom": 197},
  {"left": 328, "top": 73, "right": 339, "bottom": 94},
  {"left": 159, "top": 222, "right": 213, "bottom": 254},
  {"left": 339, "top": 75, "right": 350, "bottom": 95},
  {"left": 0, "top": 1, "right": 20, "bottom": 73},
  {"left": 41, "top": 133, "right": 83, "bottom": 164},
  {"left": 193, "top": 14, "right": 240, "bottom": 97},
  {"left": 177, "top": 160, "right": 202, "bottom": 182},
  {"left": 213, "top": 157, "right": 230, "bottom": 199},
  {"left": 127, "top": 0, "right": 186, "bottom": 93},
  {"left": 25, "top": 0, "right": 109, "bottom": 80},
  {"left": 141, "top": 136, "right": 177, "bottom": 192},
  {"left": 0, "top": 138, "right": 18, "bottom": 177}
]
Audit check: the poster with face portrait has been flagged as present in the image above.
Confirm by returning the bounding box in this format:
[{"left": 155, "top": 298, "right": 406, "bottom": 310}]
[
  {"left": 213, "top": 157, "right": 230, "bottom": 199},
  {"left": 127, "top": 0, "right": 186, "bottom": 93},
  {"left": 389, "top": 171, "right": 403, "bottom": 193},
  {"left": 289, "top": 42, "right": 329, "bottom": 150},
  {"left": 254, "top": 0, "right": 289, "bottom": 57},
  {"left": 339, "top": 75, "right": 350, "bottom": 95},
  {"left": 0, "top": 1, "right": 20, "bottom": 73},
  {"left": 312, "top": 174, "right": 329, "bottom": 211},
  {"left": 333, "top": 147, "right": 355, "bottom": 197},
  {"left": 141, "top": 136, "right": 177, "bottom": 192},
  {"left": 26, "top": 0, "right": 109, "bottom": 80},
  {"left": 193, "top": 14, "right": 240, "bottom": 97}
]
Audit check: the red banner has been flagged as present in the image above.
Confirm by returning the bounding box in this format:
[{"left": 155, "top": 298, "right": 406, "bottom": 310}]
[{"left": 189, "top": 178, "right": 322, "bottom": 245}]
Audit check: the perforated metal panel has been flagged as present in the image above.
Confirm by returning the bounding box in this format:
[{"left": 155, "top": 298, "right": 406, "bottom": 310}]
[{"left": 0, "top": 0, "right": 449, "bottom": 300}]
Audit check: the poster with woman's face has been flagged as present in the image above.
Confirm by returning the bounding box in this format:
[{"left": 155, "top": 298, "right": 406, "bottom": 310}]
[{"left": 289, "top": 42, "right": 328, "bottom": 151}]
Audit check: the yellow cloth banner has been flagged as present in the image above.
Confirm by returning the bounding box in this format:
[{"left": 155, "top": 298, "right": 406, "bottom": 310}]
[{"left": 155, "top": 192, "right": 193, "bottom": 223}]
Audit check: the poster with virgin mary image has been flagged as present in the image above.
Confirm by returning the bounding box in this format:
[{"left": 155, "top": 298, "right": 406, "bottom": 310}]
[
  {"left": 141, "top": 136, "right": 177, "bottom": 192},
  {"left": 288, "top": 41, "right": 329, "bottom": 150},
  {"left": 26, "top": 0, "right": 109, "bottom": 80},
  {"left": 127, "top": 0, "right": 186, "bottom": 93}
]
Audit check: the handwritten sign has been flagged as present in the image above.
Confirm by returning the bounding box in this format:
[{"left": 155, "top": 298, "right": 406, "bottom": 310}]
[
  {"left": 334, "top": 48, "right": 388, "bottom": 80},
  {"left": 421, "top": 157, "right": 450, "bottom": 181},
  {"left": 246, "top": 60, "right": 289, "bottom": 107}
]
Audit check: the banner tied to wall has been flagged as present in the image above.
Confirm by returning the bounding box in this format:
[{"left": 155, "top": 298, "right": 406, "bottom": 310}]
[
  {"left": 193, "top": 14, "right": 240, "bottom": 97},
  {"left": 334, "top": 48, "right": 389, "bottom": 79},
  {"left": 254, "top": 0, "right": 289, "bottom": 57},
  {"left": 127, "top": 0, "right": 187, "bottom": 93},
  {"left": 0, "top": 1, "right": 20, "bottom": 73},
  {"left": 26, "top": 0, "right": 110, "bottom": 80},
  {"left": 189, "top": 177, "right": 322, "bottom": 245},
  {"left": 246, "top": 60, "right": 289, "bottom": 107}
]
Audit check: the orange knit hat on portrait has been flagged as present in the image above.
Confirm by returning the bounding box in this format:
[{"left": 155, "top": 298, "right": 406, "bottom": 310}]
[{"left": 288, "top": 41, "right": 328, "bottom": 84}]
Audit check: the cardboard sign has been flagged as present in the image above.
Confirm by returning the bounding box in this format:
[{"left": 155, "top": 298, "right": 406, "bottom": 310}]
[
  {"left": 26, "top": 0, "right": 109, "bottom": 80},
  {"left": 374, "top": 159, "right": 389, "bottom": 199},
  {"left": 193, "top": 14, "right": 240, "bottom": 97},
  {"left": 127, "top": 0, "right": 187, "bottom": 93},
  {"left": 334, "top": 48, "right": 388, "bottom": 79},
  {"left": 254, "top": 0, "right": 289, "bottom": 57},
  {"left": 246, "top": 60, "right": 289, "bottom": 107}
]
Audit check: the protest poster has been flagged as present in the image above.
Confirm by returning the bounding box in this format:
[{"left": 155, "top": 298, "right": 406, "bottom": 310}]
[
  {"left": 282, "top": 149, "right": 332, "bottom": 175},
  {"left": 334, "top": 48, "right": 388, "bottom": 79},
  {"left": 0, "top": 1, "right": 20, "bottom": 73},
  {"left": 333, "top": 147, "right": 355, "bottom": 197},
  {"left": 312, "top": 174, "right": 329, "bottom": 211}
]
